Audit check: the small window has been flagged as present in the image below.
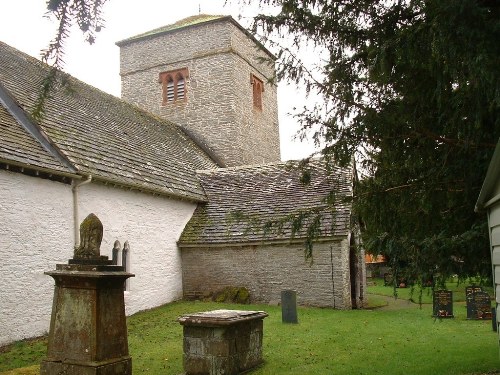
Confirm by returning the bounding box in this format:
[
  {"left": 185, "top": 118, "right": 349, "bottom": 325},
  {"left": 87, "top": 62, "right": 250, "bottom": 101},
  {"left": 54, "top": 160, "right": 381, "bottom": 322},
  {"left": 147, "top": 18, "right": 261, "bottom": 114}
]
[
  {"left": 251, "top": 74, "right": 264, "bottom": 110},
  {"left": 159, "top": 68, "right": 189, "bottom": 104}
]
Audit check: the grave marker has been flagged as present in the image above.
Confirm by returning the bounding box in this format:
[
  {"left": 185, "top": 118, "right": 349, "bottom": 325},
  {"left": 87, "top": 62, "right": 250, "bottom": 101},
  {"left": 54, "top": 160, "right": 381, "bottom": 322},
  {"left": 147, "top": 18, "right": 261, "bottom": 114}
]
[
  {"left": 433, "top": 290, "right": 454, "bottom": 318},
  {"left": 281, "top": 290, "right": 298, "bottom": 324},
  {"left": 466, "top": 286, "right": 492, "bottom": 320},
  {"left": 40, "top": 214, "right": 134, "bottom": 375}
]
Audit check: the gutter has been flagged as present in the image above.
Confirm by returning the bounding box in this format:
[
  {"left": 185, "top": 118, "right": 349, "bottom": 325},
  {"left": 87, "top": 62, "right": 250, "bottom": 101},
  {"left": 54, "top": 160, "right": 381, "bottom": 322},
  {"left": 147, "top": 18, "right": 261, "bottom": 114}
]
[{"left": 72, "top": 175, "right": 92, "bottom": 248}]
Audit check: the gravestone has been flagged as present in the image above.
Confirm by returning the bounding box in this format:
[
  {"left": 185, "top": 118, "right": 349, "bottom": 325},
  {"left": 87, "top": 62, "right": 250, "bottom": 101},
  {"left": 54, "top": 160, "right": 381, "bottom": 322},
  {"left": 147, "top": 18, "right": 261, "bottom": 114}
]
[
  {"left": 40, "top": 213, "right": 134, "bottom": 375},
  {"left": 281, "top": 290, "right": 298, "bottom": 324},
  {"left": 432, "top": 290, "right": 454, "bottom": 318},
  {"left": 492, "top": 307, "right": 497, "bottom": 332},
  {"left": 466, "top": 286, "right": 492, "bottom": 320}
]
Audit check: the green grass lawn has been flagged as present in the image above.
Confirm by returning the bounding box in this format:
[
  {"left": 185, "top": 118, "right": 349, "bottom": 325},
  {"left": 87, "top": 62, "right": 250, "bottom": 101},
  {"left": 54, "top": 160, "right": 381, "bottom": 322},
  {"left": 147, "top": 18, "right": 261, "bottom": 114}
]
[
  {"left": 367, "top": 277, "right": 494, "bottom": 304},
  {"left": 0, "top": 297, "right": 499, "bottom": 374}
]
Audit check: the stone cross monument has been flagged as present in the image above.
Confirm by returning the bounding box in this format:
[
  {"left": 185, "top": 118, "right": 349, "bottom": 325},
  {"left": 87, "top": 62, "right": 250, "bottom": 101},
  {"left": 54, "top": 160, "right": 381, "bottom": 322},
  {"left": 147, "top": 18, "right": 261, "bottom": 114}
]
[{"left": 40, "top": 213, "right": 134, "bottom": 375}]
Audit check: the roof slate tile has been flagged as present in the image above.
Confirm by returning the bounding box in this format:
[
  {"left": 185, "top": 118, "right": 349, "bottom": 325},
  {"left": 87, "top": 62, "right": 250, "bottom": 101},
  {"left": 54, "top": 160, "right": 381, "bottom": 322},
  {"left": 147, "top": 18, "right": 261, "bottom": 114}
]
[
  {"left": 0, "top": 41, "right": 218, "bottom": 201},
  {"left": 179, "top": 159, "right": 354, "bottom": 244}
]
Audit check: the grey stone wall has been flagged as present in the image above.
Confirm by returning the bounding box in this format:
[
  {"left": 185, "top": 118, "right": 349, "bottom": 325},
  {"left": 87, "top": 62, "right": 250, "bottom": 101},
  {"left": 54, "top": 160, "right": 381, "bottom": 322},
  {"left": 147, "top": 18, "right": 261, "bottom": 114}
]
[
  {"left": 180, "top": 240, "right": 354, "bottom": 309},
  {"left": 119, "top": 18, "right": 280, "bottom": 167}
]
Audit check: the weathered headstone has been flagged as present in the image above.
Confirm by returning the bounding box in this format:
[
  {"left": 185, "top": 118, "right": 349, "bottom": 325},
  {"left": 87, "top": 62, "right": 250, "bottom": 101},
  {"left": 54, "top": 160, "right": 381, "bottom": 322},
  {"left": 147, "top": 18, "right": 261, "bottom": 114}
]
[
  {"left": 40, "top": 213, "right": 134, "bottom": 375},
  {"left": 466, "top": 286, "right": 492, "bottom": 320},
  {"left": 281, "top": 290, "right": 298, "bottom": 324},
  {"left": 432, "top": 290, "right": 454, "bottom": 318}
]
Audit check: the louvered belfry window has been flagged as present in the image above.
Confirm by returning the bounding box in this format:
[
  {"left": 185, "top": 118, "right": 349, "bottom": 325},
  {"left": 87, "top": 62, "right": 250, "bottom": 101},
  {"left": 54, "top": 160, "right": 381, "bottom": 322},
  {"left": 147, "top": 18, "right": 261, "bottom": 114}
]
[{"left": 159, "top": 68, "right": 189, "bottom": 104}]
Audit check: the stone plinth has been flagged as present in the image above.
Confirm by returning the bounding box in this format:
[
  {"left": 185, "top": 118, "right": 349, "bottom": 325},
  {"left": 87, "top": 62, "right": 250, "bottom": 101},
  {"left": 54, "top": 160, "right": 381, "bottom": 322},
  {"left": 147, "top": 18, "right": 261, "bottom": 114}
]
[
  {"left": 178, "top": 309, "right": 268, "bottom": 375},
  {"left": 40, "top": 262, "right": 134, "bottom": 375}
]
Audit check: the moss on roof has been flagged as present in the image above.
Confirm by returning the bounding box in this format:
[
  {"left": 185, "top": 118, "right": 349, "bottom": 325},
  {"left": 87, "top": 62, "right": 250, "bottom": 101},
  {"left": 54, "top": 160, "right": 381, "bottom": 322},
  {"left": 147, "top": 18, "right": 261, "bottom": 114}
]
[
  {"left": 179, "top": 159, "right": 354, "bottom": 245},
  {"left": 0, "top": 41, "right": 219, "bottom": 201}
]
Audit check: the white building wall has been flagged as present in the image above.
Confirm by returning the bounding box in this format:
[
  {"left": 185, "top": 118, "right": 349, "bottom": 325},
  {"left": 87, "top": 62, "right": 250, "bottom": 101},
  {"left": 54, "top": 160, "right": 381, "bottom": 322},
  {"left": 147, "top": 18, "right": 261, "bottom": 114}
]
[
  {"left": 0, "top": 170, "right": 197, "bottom": 346},
  {"left": 76, "top": 183, "right": 197, "bottom": 316},
  {"left": 0, "top": 170, "right": 73, "bottom": 346},
  {"left": 487, "top": 200, "right": 500, "bottom": 343}
]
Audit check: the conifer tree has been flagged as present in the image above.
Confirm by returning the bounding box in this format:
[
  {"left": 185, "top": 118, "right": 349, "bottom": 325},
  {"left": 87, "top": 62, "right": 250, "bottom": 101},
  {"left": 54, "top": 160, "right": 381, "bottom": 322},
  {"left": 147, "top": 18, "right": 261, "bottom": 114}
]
[
  {"left": 45, "top": 0, "right": 500, "bottom": 285},
  {"left": 253, "top": 0, "right": 500, "bottom": 285}
]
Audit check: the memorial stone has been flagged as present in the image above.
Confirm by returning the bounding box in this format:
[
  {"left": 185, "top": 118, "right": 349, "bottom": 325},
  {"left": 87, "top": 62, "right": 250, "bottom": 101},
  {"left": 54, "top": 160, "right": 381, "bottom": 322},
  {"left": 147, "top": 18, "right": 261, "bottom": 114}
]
[
  {"left": 40, "top": 214, "right": 134, "bottom": 375},
  {"left": 178, "top": 309, "right": 268, "bottom": 375},
  {"left": 281, "top": 290, "right": 298, "bottom": 324},
  {"left": 432, "top": 290, "right": 454, "bottom": 318},
  {"left": 466, "top": 287, "right": 492, "bottom": 320}
]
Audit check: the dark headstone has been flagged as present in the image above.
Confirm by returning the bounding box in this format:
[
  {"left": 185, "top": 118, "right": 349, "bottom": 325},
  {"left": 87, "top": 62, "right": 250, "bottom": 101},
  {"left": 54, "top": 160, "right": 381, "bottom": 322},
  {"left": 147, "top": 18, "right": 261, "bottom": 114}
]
[
  {"left": 281, "top": 290, "right": 298, "bottom": 324},
  {"left": 433, "top": 290, "right": 454, "bottom": 318},
  {"left": 466, "top": 287, "right": 492, "bottom": 320},
  {"left": 492, "top": 307, "right": 497, "bottom": 332}
]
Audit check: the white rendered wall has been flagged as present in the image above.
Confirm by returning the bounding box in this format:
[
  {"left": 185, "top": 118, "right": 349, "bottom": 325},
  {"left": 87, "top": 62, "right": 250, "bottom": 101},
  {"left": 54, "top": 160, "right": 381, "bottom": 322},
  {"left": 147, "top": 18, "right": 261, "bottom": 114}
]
[
  {"left": 0, "top": 170, "right": 197, "bottom": 346},
  {"left": 0, "top": 170, "right": 73, "bottom": 346},
  {"left": 76, "top": 182, "right": 197, "bottom": 316}
]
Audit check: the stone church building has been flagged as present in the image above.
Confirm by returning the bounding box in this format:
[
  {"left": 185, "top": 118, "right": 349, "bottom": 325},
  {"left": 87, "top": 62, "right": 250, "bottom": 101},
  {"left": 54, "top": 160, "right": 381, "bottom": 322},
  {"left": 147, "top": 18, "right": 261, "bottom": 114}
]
[{"left": 0, "top": 15, "right": 365, "bottom": 346}]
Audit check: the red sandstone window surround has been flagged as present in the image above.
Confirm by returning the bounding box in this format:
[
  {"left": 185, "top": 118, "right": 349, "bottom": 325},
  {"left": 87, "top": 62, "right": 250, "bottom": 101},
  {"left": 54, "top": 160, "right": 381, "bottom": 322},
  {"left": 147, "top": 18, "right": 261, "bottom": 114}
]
[
  {"left": 251, "top": 74, "right": 264, "bottom": 110},
  {"left": 159, "top": 68, "right": 189, "bottom": 104}
]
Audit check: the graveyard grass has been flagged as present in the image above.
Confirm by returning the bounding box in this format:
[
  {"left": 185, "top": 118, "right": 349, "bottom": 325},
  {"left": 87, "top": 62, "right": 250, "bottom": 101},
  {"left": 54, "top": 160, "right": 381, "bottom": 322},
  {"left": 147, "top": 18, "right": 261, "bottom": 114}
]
[{"left": 1, "top": 287, "right": 499, "bottom": 374}]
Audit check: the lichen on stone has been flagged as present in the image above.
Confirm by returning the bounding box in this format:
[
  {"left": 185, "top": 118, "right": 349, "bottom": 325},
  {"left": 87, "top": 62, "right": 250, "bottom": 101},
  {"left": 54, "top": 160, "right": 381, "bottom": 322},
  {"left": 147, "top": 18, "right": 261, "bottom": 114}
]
[{"left": 74, "top": 213, "right": 103, "bottom": 259}]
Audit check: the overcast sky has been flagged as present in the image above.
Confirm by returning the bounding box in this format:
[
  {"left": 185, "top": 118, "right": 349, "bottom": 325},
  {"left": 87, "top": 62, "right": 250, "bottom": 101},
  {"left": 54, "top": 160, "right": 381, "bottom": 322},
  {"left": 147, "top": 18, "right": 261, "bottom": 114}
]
[{"left": 0, "top": 0, "right": 319, "bottom": 161}]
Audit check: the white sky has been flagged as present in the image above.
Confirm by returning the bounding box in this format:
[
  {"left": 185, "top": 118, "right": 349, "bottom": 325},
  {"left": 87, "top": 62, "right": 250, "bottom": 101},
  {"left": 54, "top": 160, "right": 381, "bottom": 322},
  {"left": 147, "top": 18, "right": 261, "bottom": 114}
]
[{"left": 0, "top": 0, "right": 320, "bottom": 161}]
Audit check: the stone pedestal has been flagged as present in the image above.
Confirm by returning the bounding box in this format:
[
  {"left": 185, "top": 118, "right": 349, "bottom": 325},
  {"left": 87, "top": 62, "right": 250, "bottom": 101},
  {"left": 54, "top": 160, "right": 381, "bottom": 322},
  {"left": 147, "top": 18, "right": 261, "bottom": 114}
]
[
  {"left": 178, "top": 310, "right": 268, "bottom": 375},
  {"left": 40, "top": 262, "right": 134, "bottom": 375}
]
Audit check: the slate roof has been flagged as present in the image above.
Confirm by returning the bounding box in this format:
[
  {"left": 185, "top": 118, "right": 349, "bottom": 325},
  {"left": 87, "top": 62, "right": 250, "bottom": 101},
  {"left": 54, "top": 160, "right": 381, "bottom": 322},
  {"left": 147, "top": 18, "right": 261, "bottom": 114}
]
[
  {"left": 179, "top": 159, "right": 354, "bottom": 245},
  {"left": 0, "top": 104, "right": 70, "bottom": 174},
  {"left": 0, "top": 41, "right": 218, "bottom": 201}
]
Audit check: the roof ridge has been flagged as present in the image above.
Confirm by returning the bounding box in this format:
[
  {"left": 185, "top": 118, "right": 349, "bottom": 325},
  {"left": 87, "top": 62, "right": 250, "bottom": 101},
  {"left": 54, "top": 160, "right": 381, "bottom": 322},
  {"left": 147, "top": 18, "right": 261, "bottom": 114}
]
[{"left": 195, "top": 157, "right": 331, "bottom": 174}]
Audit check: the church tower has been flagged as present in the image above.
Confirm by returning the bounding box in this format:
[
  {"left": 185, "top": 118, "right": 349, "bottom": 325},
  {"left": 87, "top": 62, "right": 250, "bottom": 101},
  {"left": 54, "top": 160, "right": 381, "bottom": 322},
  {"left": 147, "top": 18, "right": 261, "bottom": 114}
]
[{"left": 116, "top": 15, "right": 280, "bottom": 167}]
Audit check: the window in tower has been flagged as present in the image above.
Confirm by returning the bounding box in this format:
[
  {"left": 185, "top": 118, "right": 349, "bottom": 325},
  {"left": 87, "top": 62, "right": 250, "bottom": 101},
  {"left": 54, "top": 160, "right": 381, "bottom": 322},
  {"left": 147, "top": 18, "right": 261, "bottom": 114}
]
[
  {"left": 251, "top": 74, "right": 264, "bottom": 110},
  {"left": 159, "top": 68, "right": 189, "bottom": 104}
]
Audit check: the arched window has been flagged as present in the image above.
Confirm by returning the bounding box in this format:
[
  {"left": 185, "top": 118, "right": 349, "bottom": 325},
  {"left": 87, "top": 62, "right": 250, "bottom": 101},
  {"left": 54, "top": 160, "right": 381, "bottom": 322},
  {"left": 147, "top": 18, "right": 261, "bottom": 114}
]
[
  {"left": 159, "top": 68, "right": 189, "bottom": 104},
  {"left": 251, "top": 74, "right": 264, "bottom": 110}
]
